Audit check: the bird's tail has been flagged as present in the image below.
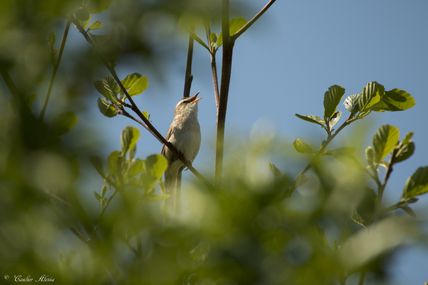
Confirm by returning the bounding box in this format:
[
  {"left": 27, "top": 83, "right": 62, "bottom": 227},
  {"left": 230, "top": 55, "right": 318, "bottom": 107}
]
[{"left": 164, "top": 161, "right": 183, "bottom": 218}]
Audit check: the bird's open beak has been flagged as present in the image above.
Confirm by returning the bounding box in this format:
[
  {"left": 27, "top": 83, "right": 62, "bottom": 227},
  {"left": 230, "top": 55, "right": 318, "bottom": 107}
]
[{"left": 190, "top": 92, "right": 201, "bottom": 104}]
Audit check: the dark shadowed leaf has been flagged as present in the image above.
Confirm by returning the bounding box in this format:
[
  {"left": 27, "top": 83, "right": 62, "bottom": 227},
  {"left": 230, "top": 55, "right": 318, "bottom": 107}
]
[
  {"left": 295, "top": 114, "right": 325, "bottom": 127},
  {"left": 324, "top": 85, "right": 345, "bottom": 119},
  {"left": 97, "top": 98, "right": 118, "bottom": 117},
  {"left": 54, "top": 112, "right": 78, "bottom": 135}
]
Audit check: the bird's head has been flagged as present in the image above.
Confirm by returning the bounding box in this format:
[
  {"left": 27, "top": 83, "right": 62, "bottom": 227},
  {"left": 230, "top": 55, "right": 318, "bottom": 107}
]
[{"left": 174, "top": 92, "right": 201, "bottom": 117}]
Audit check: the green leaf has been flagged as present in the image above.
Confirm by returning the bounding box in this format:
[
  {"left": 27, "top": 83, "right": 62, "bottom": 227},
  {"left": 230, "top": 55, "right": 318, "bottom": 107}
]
[
  {"left": 54, "top": 112, "right": 78, "bottom": 135},
  {"left": 75, "top": 7, "right": 91, "bottom": 28},
  {"left": 357, "top": 81, "right": 384, "bottom": 112},
  {"left": 128, "top": 159, "right": 145, "bottom": 177},
  {"left": 217, "top": 17, "right": 247, "bottom": 45},
  {"left": 94, "top": 76, "right": 119, "bottom": 101},
  {"left": 121, "top": 73, "right": 149, "bottom": 96},
  {"left": 323, "top": 85, "right": 345, "bottom": 119},
  {"left": 365, "top": 146, "right": 375, "bottom": 166},
  {"left": 121, "top": 126, "right": 140, "bottom": 155},
  {"left": 90, "top": 155, "right": 105, "bottom": 177},
  {"left": 395, "top": 132, "right": 415, "bottom": 163},
  {"left": 108, "top": 150, "right": 124, "bottom": 175},
  {"left": 210, "top": 32, "right": 218, "bottom": 49},
  {"left": 402, "top": 167, "right": 428, "bottom": 199},
  {"left": 97, "top": 98, "right": 118, "bottom": 117},
  {"left": 293, "top": 138, "right": 314, "bottom": 154},
  {"left": 87, "top": 0, "right": 112, "bottom": 13},
  {"left": 230, "top": 17, "right": 247, "bottom": 36},
  {"left": 372, "top": 125, "right": 400, "bottom": 163},
  {"left": 145, "top": 154, "right": 168, "bottom": 180},
  {"left": 88, "top": 20, "right": 103, "bottom": 31},
  {"left": 295, "top": 114, "right": 325, "bottom": 127},
  {"left": 372, "top": 89, "right": 415, "bottom": 112}
]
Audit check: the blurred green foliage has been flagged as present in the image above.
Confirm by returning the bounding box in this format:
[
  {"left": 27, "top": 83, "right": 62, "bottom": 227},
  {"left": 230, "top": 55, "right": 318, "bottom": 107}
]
[{"left": 1, "top": 1, "right": 427, "bottom": 285}]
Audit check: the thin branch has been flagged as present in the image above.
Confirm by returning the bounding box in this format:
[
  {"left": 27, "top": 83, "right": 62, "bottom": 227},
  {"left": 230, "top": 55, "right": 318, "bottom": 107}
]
[
  {"left": 232, "top": 0, "right": 277, "bottom": 40},
  {"left": 215, "top": 0, "right": 234, "bottom": 181},
  {"left": 72, "top": 20, "right": 209, "bottom": 185},
  {"left": 0, "top": 68, "right": 20, "bottom": 99},
  {"left": 298, "top": 117, "right": 351, "bottom": 177},
  {"left": 377, "top": 149, "right": 398, "bottom": 203},
  {"left": 358, "top": 271, "right": 366, "bottom": 285},
  {"left": 183, "top": 34, "right": 194, "bottom": 99},
  {"left": 40, "top": 20, "right": 71, "bottom": 120}
]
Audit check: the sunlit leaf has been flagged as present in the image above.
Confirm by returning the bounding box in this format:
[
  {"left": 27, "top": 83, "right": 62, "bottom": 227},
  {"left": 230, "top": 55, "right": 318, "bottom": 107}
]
[
  {"left": 121, "top": 73, "right": 149, "bottom": 96},
  {"left": 402, "top": 167, "right": 428, "bottom": 199},
  {"left": 293, "top": 138, "right": 314, "bottom": 154},
  {"left": 357, "top": 81, "right": 384, "bottom": 112},
  {"left": 108, "top": 150, "right": 123, "bottom": 175},
  {"left": 230, "top": 17, "right": 247, "bottom": 36},
  {"left": 128, "top": 159, "right": 145, "bottom": 177},
  {"left": 344, "top": 94, "right": 358, "bottom": 113},
  {"left": 121, "top": 126, "right": 140, "bottom": 155},
  {"left": 88, "top": 20, "right": 103, "bottom": 31},
  {"left": 323, "top": 85, "right": 345, "bottom": 119},
  {"left": 372, "top": 89, "right": 415, "bottom": 112},
  {"left": 145, "top": 154, "right": 168, "bottom": 180},
  {"left": 372, "top": 125, "right": 400, "bottom": 163}
]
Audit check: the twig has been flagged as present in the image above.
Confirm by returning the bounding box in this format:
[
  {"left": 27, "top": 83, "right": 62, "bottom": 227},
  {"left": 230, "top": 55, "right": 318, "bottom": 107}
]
[
  {"left": 358, "top": 271, "right": 366, "bottom": 285},
  {"left": 182, "top": 34, "right": 194, "bottom": 99},
  {"left": 72, "top": 19, "right": 208, "bottom": 185},
  {"left": 40, "top": 20, "right": 71, "bottom": 120},
  {"left": 205, "top": 25, "right": 220, "bottom": 112},
  {"left": 298, "top": 117, "right": 351, "bottom": 177},
  {"left": 215, "top": 0, "right": 234, "bottom": 181},
  {"left": 232, "top": 0, "right": 277, "bottom": 40}
]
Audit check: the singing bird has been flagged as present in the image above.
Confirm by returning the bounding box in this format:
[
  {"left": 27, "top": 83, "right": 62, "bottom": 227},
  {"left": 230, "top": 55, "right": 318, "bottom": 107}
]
[{"left": 161, "top": 93, "right": 201, "bottom": 208}]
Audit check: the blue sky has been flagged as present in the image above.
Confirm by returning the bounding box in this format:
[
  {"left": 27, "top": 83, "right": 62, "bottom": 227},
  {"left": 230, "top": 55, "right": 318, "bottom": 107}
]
[{"left": 81, "top": 1, "right": 428, "bottom": 283}]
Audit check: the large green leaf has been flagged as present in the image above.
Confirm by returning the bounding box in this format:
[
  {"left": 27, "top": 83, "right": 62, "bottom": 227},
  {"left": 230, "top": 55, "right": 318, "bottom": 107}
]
[
  {"left": 94, "top": 76, "right": 119, "bottom": 101},
  {"left": 323, "top": 85, "right": 345, "bottom": 119},
  {"left": 295, "top": 114, "right": 325, "bottom": 127},
  {"left": 372, "top": 89, "right": 415, "bottom": 112},
  {"left": 121, "top": 73, "right": 149, "bottom": 96},
  {"left": 357, "top": 81, "right": 384, "bottom": 112},
  {"left": 145, "top": 154, "right": 168, "bottom": 180},
  {"left": 121, "top": 126, "right": 140, "bottom": 155},
  {"left": 402, "top": 167, "right": 428, "bottom": 199},
  {"left": 372, "top": 125, "right": 400, "bottom": 163}
]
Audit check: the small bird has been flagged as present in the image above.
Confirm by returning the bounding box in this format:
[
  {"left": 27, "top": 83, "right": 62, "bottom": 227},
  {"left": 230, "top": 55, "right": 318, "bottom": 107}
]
[{"left": 162, "top": 93, "right": 201, "bottom": 212}]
